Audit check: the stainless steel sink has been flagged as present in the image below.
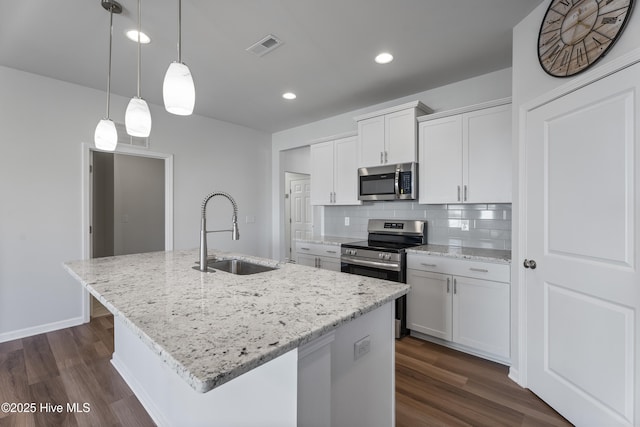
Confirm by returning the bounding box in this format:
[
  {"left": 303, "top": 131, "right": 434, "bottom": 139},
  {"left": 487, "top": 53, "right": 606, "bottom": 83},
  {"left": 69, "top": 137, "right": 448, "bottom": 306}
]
[{"left": 194, "top": 258, "right": 277, "bottom": 275}]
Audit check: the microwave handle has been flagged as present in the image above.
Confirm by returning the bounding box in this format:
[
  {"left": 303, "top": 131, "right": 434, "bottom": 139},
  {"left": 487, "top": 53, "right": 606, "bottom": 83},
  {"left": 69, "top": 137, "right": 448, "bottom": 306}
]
[{"left": 394, "top": 167, "right": 400, "bottom": 196}]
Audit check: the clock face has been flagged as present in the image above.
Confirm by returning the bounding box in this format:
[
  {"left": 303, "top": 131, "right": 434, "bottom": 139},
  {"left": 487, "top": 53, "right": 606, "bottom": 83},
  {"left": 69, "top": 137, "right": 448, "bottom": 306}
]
[{"left": 538, "top": 0, "right": 634, "bottom": 77}]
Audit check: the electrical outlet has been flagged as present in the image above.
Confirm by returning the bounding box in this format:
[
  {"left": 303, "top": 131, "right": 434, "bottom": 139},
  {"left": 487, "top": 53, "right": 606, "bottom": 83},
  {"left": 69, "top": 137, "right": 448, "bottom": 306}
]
[
  {"left": 245, "top": 215, "right": 256, "bottom": 224},
  {"left": 461, "top": 220, "right": 469, "bottom": 231},
  {"left": 354, "top": 335, "right": 370, "bottom": 360},
  {"left": 344, "top": 216, "right": 350, "bottom": 226}
]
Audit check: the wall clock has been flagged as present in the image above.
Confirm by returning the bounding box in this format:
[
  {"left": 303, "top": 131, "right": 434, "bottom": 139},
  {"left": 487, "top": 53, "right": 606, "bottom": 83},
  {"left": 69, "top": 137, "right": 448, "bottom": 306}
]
[{"left": 538, "top": 0, "right": 634, "bottom": 77}]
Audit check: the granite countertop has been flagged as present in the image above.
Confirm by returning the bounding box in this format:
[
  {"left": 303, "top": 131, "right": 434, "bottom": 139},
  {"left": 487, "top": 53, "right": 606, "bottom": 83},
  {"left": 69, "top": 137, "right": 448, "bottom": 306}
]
[
  {"left": 63, "top": 249, "right": 408, "bottom": 393},
  {"left": 295, "top": 235, "right": 361, "bottom": 246},
  {"left": 406, "top": 244, "right": 511, "bottom": 264}
]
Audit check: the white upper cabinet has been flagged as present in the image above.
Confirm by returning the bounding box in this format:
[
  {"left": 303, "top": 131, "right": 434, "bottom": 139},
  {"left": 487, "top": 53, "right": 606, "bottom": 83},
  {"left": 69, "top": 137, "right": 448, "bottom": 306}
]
[
  {"left": 310, "top": 134, "right": 360, "bottom": 206},
  {"left": 418, "top": 99, "right": 512, "bottom": 204},
  {"left": 356, "top": 101, "right": 432, "bottom": 168}
]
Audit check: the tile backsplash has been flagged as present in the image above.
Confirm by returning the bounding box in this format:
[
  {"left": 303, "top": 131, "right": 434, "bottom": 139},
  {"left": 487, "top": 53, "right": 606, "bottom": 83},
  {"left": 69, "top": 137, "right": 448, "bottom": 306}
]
[{"left": 323, "top": 201, "right": 512, "bottom": 250}]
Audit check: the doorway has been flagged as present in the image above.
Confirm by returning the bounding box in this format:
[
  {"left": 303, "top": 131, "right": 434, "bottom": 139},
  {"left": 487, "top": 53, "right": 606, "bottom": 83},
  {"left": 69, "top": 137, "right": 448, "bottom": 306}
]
[
  {"left": 284, "top": 172, "right": 312, "bottom": 262},
  {"left": 81, "top": 144, "right": 174, "bottom": 321}
]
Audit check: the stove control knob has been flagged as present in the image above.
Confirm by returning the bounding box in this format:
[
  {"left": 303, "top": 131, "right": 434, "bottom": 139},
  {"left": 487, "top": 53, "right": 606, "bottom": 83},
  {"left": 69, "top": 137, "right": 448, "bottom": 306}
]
[
  {"left": 384, "top": 254, "right": 391, "bottom": 260},
  {"left": 378, "top": 253, "right": 383, "bottom": 259}
]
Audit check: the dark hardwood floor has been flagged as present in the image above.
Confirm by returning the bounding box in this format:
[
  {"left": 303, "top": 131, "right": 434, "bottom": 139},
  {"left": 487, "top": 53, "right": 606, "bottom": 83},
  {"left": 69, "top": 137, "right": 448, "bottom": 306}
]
[
  {"left": 1, "top": 316, "right": 572, "bottom": 426},
  {"left": 396, "top": 336, "right": 573, "bottom": 427},
  {"left": 0, "top": 315, "right": 154, "bottom": 427}
]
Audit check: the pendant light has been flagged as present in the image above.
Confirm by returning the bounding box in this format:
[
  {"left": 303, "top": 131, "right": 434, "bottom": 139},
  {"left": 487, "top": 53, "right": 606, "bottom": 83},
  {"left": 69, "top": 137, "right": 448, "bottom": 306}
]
[
  {"left": 125, "top": 0, "right": 152, "bottom": 137},
  {"left": 94, "top": 0, "right": 122, "bottom": 151},
  {"left": 163, "top": 0, "right": 195, "bottom": 115}
]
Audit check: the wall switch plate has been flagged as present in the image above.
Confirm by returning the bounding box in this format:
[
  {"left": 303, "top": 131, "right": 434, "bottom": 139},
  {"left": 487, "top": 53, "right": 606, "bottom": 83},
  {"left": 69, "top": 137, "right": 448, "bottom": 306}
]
[
  {"left": 354, "top": 335, "right": 370, "bottom": 360},
  {"left": 461, "top": 220, "right": 469, "bottom": 231},
  {"left": 245, "top": 216, "right": 256, "bottom": 224},
  {"left": 344, "top": 216, "right": 350, "bottom": 226}
]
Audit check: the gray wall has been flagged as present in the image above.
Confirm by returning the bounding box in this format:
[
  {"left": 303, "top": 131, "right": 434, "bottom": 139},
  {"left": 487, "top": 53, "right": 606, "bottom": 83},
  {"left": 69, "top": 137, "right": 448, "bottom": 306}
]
[
  {"left": 113, "top": 154, "right": 165, "bottom": 256},
  {"left": 0, "top": 65, "right": 271, "bottom": 341}
]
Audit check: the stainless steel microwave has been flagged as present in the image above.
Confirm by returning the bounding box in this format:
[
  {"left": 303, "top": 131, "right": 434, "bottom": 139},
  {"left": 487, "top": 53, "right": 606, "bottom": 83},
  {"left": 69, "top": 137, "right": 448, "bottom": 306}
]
[{"left": 358, "top": 162, "right": 417, "bottom": 201}]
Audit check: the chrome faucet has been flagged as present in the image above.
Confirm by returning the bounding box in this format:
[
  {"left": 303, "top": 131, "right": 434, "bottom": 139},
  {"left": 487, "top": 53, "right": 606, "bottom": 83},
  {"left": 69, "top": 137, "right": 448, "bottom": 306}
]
[{"left": 199, "top": 192, "right": 239, "bottom": 272}]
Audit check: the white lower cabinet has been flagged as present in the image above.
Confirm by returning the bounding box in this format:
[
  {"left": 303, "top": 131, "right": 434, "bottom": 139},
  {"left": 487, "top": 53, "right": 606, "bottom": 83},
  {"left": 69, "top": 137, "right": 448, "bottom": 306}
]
[
  {"left": 407, "top": 254, "right": 510, "bottom": 362},
  {"left": 295, "top": 242, "right": 341, "bottom": 272}
]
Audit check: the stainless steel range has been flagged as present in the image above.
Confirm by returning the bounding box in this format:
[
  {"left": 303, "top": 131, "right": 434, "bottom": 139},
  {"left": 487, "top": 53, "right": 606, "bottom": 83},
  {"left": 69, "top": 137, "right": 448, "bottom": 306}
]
[{"left": 341, "top": 219, "right": 426, "bottom": 338}]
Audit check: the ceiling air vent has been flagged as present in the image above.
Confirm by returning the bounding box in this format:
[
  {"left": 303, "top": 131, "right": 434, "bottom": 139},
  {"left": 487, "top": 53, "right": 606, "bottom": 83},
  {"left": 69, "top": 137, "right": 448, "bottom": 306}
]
[
  {"left": 115, "top": 122, "right": 150, "bottom": 149},
  {"left": 246, "top": 34, "right": 284, "bottom": 57}
]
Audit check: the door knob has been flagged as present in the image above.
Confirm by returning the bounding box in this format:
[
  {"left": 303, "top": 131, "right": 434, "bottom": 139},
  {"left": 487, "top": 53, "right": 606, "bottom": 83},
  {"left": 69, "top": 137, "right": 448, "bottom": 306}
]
[{"left": 523, "top": 259, "right": 537, "bottom": 269}]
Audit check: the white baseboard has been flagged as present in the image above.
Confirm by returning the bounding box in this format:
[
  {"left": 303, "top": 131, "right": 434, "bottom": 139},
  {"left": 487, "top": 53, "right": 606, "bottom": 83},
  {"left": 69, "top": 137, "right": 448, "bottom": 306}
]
[
  {"left": 0, "top": 316, "right": 85, "bottom": 343},
  {"left": 508, "top": 366, "right": 520, "bottom": 385}
]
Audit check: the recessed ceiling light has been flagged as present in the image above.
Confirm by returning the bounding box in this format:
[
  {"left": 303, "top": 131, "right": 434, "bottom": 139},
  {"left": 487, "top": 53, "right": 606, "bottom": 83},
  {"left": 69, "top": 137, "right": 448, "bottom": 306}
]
[
  {"left": 126, "top": 30, "right": 151, "bottom": 44},
  {"left": 375, "top": 52, "right": 393, "bottom": 64},
  {"left": 282, "top": 92, "right": 297, "bottom": 100}
]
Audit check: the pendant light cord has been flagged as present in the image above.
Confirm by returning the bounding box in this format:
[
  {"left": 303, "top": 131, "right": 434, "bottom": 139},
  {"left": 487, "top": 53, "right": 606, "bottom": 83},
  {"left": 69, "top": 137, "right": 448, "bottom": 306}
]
[
  {"left": 178, "top": 0, "right": 182, "bottom": 63},
  {"left": 137, "top": 0, "right": 141, "bottom": 97},
  {"left": 106, "top": 5, "right": 114, "bottom": 118}
]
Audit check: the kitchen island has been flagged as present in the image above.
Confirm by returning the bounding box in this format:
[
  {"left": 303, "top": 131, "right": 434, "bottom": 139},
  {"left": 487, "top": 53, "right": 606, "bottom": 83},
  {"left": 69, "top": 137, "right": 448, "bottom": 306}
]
[{"left": 64, "top": 249, "right": 408, "bottom": 427}]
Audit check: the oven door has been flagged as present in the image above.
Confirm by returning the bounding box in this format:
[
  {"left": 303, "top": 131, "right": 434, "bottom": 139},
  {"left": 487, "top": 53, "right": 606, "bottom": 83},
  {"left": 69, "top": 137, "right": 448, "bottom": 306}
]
[{"left": 341, "top": 258, "right": 407, "bottom": 338}]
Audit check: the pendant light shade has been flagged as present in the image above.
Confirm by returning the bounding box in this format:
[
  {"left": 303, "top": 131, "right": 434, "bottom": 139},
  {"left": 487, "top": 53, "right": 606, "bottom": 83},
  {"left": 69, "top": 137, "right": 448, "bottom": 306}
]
[
  {"left": 164, "top": 0, "right": 195, "bottom": 116},
  {"left": 95, "top": 119, "right": 118, "bottom": 151},
  {"left": 125, "top": 0, "right": 152, "bottom": 136},
  {"left": 163, "top": 61, "right": 195, "bottom": 115},
  {"left": 95, "top": 0, "right": 121, "bottom": 152},
  {"left": 125, "top": 96, "right": 152, "bottom": 137}
]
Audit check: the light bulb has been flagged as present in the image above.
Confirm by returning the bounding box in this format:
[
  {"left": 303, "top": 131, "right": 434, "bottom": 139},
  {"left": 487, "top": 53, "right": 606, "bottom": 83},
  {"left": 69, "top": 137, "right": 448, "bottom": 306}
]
[
  {"left": 163, "top": 62, "right": 195, "bottom": 115},
  {"left": 94, "top": 119, "right": 118, "bottom": 151},
  {"left": 125, "top": 97, "right": 152, "bottom": 137}
]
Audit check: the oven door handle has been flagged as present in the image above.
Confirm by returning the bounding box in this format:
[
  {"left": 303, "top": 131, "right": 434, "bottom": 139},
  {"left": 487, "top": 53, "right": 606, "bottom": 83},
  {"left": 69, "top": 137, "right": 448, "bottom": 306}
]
[{"left": 341, "top": 256, "right": 402, "bottom": 272}]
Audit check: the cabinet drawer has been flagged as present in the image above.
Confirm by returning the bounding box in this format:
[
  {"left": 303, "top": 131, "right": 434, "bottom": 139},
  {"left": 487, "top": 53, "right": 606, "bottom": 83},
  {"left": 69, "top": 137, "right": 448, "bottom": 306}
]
[
  {"left": 295, "top": 242, "right": 341, "bottom": 259},
  {"left": 407, "top": 253, "right": 510, "bottom": 283}
]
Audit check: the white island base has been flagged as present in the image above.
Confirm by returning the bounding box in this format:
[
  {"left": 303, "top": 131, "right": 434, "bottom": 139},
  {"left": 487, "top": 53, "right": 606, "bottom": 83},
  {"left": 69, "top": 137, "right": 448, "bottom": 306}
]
[{"left": 110, "top": 301, "right": 395, "bottom": 427}]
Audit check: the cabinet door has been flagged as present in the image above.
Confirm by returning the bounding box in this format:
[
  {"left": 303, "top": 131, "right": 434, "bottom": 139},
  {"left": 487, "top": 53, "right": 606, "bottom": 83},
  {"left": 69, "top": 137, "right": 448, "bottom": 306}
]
[
  {"left": 418, "top": 115, "right": 463, "bottom": 204},
  {"left": 310, "top": 141, "right": 334, "bottom": 205},
  {"left": 318, "top": 256, "right": 341, "bottom": 272},
  {"left": 406, "top": 269, "right": 452, "bottom": 340},
  {"left": 385, "top": 108, "right": 417, "bottom": 164},
  {"left": 452, "top": 276, "right": 510, "bottom": 358},
  {"left": 463, "top": 104, "right": 511, "bottom": 203},
  {"left": 333, "top": 136, "right": 360, "bottom": 205},
  {"left": 358, "top": 115, "right": 385, "bottom": 167},
  {"left": 297, "top": 253, "right": 318, "bottom": 268}
]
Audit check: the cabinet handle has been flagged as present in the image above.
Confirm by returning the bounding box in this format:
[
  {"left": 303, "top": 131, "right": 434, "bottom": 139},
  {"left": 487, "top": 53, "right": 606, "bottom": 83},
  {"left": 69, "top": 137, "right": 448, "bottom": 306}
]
[
  {"left": 380, "top": 152, "right": 384, "bottom": 164},
  {"left": 300, "top": 247, "right": 310, "bottom": 251},
  {"left": 464, "top": 185, "right": 468, "bottom": 202},
  {"left": 469, "top": 268, "right": 488, "bottom": 273},
  {"left": 384, "top": 151, "right": 388, "bottom": 163},
  {"left": 317, "top": 258, "right": 321, "bottom": 268},
  {"left": 457, "top": 185, "right": 461, "bottom": 202},
  {"left": 453, "top": 278, "right": 457, "bottom": 294},
  {"left": 421, "top": 263, "right": 437, "bottom": 268},
  {"left": 446, "top": 277, "right": 450, "bottom": 293},
  {"left": 326, "top": 250, "right": 337, "bottom": 254}
]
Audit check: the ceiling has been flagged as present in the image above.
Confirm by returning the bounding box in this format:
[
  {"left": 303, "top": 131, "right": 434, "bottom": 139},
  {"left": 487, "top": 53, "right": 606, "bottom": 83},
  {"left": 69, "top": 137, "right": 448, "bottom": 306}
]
[{"left": 0, "top": 0, "right": 544, "bottom": 133}]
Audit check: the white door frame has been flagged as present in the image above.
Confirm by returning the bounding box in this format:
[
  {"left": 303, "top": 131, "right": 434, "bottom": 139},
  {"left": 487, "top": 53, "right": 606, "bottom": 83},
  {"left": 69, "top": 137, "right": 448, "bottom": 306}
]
[
  {"left": 81, "top": 143, "right": 174, "bottom": 322},
  {"left": 513, "top": 47, "right": 640, "bottom": 387}
]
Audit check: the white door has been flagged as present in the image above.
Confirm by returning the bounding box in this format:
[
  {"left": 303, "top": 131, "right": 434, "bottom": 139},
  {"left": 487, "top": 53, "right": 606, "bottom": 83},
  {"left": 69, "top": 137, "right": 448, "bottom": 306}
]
[
  {"left": 333, "top": 135, "right": 360, "bottom": 205},
  {"left": 406, "top": 269, "right": 452, "bottom": 340},
  {"left": 385, "top": 108, "right": 416, "bottom": 164},
  {"left": 525, "top": 63, "right": 639, "bottom": 426},
  {"left": 310, "top": 141, "right": 334, "bottom": 205},
  {"left": 464, "top": 104, "right": 511, "bottom": 203},
  {"left": 358, "top": 115, "right": 385, "bottom": 167},
  {"left": 419, "top": 115, "right": 463, "bottom": 204},
  {"left": 290, "top": 178, "right": 313, "bottom": 254}
]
